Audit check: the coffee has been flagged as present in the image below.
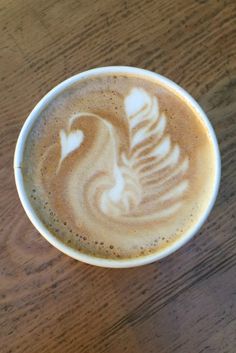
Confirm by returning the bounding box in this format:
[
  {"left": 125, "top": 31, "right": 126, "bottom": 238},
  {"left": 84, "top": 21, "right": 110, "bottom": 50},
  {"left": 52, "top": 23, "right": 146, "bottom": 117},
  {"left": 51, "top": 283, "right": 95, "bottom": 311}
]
[{"left": 22, "top": 73, "right": 217, "bottom": 259}]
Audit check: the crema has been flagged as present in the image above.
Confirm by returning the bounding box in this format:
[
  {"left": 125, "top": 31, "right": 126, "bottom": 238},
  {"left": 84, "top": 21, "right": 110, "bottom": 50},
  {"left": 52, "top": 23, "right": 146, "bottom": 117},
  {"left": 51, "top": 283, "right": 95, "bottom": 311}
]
[{"left": 22, "top": 73, "right": 217, "bottom": 259}]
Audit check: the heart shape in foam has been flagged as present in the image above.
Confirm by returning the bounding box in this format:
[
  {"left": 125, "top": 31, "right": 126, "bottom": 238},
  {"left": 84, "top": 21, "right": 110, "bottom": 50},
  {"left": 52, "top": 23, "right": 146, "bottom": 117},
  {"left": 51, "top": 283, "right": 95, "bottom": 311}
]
[{"left": 60, "top": 129, "right": 84, "bottom": 162}]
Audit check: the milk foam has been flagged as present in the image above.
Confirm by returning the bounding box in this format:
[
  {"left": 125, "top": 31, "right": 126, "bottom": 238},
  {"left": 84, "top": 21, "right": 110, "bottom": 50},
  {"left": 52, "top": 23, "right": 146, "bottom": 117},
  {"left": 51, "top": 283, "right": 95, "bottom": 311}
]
[
  {"left": 56, "top": 88, "right": 189, "bottom": 219},
  {"left": 22, "top": 73, "right": 216, "bottom": 259}
]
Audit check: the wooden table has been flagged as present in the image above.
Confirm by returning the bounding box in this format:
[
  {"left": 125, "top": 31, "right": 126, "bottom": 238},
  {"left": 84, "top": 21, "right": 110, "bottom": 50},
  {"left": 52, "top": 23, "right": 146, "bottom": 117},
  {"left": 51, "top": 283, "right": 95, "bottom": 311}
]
[{"left": 1, "top": 0, "right": 236, "bottom": 352}]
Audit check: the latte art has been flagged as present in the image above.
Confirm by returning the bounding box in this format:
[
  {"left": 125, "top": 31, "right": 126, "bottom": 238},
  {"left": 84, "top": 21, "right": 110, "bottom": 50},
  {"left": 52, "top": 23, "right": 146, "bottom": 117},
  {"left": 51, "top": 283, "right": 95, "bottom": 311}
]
[
  {"left": 22, "top": 73, "right": 217, "bottom": 259},
  {"left": 57, "top": 88, "right": 189, "bottom": 220}
]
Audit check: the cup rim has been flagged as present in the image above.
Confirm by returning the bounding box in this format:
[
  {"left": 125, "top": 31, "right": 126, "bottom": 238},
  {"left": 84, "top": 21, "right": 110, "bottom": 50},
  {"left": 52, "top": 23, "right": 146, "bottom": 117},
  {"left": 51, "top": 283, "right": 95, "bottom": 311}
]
[{"left": 14, "top": 66, "right": 221, "bottom": 268}]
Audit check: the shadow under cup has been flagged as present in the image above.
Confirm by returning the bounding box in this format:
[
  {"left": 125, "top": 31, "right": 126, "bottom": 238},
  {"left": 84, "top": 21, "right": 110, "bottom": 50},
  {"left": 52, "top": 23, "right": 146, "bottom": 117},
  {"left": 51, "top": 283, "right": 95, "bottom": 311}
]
[{"left": 14, "top": 66, "right": 221, "bottom": 268}]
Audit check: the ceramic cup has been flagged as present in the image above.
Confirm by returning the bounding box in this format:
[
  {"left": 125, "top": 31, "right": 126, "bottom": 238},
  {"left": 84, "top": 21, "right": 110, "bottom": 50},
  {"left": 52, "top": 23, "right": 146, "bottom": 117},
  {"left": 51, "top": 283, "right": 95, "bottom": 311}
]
[{"left": 14, "top": 67, "right": 221, "bottom": 268}]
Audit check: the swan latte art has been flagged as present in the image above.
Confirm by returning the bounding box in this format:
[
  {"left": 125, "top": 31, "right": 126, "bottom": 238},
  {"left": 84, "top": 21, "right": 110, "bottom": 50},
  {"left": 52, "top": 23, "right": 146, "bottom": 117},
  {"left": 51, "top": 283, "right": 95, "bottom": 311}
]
[{"left": 22, "top": 73, "right": 217, "bottom": 259}]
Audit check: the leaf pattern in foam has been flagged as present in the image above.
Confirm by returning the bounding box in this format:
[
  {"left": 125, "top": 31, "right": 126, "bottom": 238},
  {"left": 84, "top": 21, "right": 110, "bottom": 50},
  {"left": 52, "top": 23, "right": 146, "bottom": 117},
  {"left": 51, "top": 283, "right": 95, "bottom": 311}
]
[{"left": 119, "top": 87, "right": 189, "bottom": 218}]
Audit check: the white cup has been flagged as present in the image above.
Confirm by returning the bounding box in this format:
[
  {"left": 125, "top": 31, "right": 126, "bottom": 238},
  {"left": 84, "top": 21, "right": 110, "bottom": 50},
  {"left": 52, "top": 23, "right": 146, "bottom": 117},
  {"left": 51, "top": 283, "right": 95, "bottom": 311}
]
[{"left": 14, "top": 66, "right": 221, "bottom": 268}]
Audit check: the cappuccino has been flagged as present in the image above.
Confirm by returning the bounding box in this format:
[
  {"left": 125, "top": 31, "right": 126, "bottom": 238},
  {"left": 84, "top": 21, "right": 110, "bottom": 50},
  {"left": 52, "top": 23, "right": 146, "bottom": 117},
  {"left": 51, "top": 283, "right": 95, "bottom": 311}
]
[{"left": 22, "top": 73, "right": 217, "bottom": 259}]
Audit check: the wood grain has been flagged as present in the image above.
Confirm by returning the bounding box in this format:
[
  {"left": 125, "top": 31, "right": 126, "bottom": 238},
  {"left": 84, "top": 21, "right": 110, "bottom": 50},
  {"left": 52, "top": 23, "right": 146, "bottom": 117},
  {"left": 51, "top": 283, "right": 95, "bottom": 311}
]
[{"left": 0, "top": 0, "right": 236, "bottom": 352}]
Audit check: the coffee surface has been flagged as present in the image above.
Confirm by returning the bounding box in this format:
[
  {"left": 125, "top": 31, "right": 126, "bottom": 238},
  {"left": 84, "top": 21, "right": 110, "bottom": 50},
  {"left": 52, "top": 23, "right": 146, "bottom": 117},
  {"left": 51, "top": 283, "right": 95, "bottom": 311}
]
[{"left": 22, "top": 73, "right": 217, "bottom": 259}]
